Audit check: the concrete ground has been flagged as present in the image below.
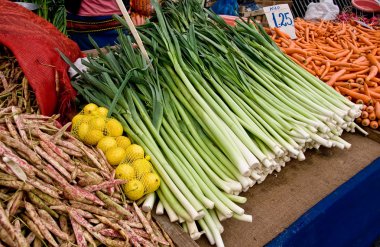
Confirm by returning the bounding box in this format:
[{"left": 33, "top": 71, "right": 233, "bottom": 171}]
[{"left": 195, "top": 132, "right": 380, "bottom": 247}]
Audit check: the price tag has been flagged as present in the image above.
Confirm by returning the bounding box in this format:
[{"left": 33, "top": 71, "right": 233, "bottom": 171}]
[{"left": 263, "top": 4, "right": 296, "bottom": 39}]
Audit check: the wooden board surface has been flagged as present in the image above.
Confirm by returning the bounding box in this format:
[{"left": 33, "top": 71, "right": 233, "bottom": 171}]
[{"left": 153, "top": 213, "right": 198, "bottom": 247}]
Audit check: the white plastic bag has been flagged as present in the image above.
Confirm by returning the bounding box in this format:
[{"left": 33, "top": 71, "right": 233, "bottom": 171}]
[
  {"left": 304, "top": 0, "right": 339, "bottom": 21},
  {"left": 68, "top": 57, "right": 89, "bottom": 79}
]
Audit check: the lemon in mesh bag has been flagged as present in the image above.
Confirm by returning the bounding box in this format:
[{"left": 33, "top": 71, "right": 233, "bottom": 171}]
[
  {"left": 97, "top": 136, "right": 117, "bottom": 153},
  {"left": 106, "top": 146, "right": 126, "bottom": 166},
  {"left": 123, "top": 179, "right": 145, "bottom": 201},
  {"left": 83, "top": 103, "right": 98, "bottom": 115},
  {"left": 115, "top": 136, "right": 132, "bottom": 149},
  {"left": 141, "top": 172, "right": 160, "bottom": 194},
  {"left": 132, "top": 158, "right": 153, "bottom": 179},
  {"left": 124, "top": 144, "right": 144, "bottom": 163},
  {"left": 92, "top": 106, "right": 108, "bottom": 117},
  {"left": 105, "top": 118, "right": 123, "bottom": 137},
  {"left": 115, "top": 162, "right": 136, "bottom": 181}
]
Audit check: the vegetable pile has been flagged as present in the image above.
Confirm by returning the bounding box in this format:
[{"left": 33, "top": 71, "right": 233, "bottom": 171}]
[
  {"left": 271, "top": 19, "right": 380, "bottom": 129},
  {"left": 17, "top": 0, "right": 67, "bottom": 34},
  {"left": 337, "top": 12, "right": 380, "bottom": 27},
  {"left": 71, "top": 103, "right": 161, "bottom": 201},
  {"left": 0, "top": 106, "right": 172, "bottom": 247},
  {"left": 0, "top": 46, "right": 39, "bottom": 114},
  {"left": 66, "top": 0, "right": 363, "bottom": 245}
]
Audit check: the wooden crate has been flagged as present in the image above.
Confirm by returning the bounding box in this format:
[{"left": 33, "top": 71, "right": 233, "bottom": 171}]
[{"left": 239, "top": 0, "right": 293, "bottom": 27}]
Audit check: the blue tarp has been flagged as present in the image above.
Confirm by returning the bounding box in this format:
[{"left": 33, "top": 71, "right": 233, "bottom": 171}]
[{"left": 267, "top": 157, "right": 380, "bottom": 247}]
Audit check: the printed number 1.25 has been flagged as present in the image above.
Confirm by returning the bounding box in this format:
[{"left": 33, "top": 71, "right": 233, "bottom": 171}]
[{"left": 271, "top": 12, "right": 293, "bottom": 27}]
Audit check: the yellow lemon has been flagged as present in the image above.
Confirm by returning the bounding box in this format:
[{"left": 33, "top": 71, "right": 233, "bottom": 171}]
[
  {"left": 115, "top": 136, "right": 131, "bottom": 149},
  {"left": 105, "top": 147, "right": 126, "bottom": 166},
  {"left": 123, "top": 179, "right": 145, "bottom": 200},
  {"left": 88, "top": 117, "right": 106, "bottom": 131},
  {"left": 105, "top": 119, "right": 123, "bottom": 137},
  {"left": 77, "top": 123, "right": 90, "bottom": 140},
  {"left": 125, "top": 144, "right": 144, "bottom": 163},
  {"left": 96, "top": 107, "right": 109, "bottom": 117},
  {"left": 141, "top": 173, "right": 160, "bottom": 194},
  {"left": 83, "top": 129, "right": 104, "bottom": 146},
  {"left": 83, "top": 103, "right": 98, "bottom": 115},
  {"left": 71, "top": 114, "right": 84, "bottom": 127},
  {"left": 96, "top": 136, "right": 117, "bottom": 153},
  {"left": 115, "top": 163, "right": 135, "bottom": 181},
  {"left": 79, "top": 115, "right": 94, "bottom": 124},
  {"left": 131, "top": 159, "right": 153, "bottom": 178}
]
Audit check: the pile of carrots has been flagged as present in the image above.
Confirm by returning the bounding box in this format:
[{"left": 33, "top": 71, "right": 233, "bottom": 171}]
[{"left": 270, "top": 18, "right": 380, "bottom": 130}]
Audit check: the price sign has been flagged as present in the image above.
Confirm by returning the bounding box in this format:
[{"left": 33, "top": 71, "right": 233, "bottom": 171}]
[{"left": 263, "top": 4, "right": 296, "bottom": 39}]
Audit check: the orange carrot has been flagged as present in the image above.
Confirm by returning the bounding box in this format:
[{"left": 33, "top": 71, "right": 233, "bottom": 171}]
[
  {"left": 358, "top": 36, "right": 374, "bottom": 46},
  {"left": 361, "top": 111, "right": 369, "bottom": 119},
  {"left": 352, "top": 56, "right": 366, "bottom": 64},
  {"left": 369, "top": 112, "right": 376, "bottom": 121},
  {"left": 282, "top": 48, "right": 308, "bottom": 56},
  {"left": 273, "top": 27, "right": 290, "bottom": 39},
  {"left": 365, "top": 80, "right": 378, "bottom": 87},
  {"left": 338, "top": 86, "right": 372, "bottom": 104},
  {"left": 327, "top": 69, "right": 347, "bottom": 86},
  {"left": 326, "top": 37, "right": 342, "bottom": 49},
  {"left": 371, "top": 48, "right": 378, "bottom": 56},
  {"left": 375, "top": 102, "right": 380, "bottom": 119},
  {"left": 347, "top": 42, "right": 360, "bottom": 54},
  {"left": 370, "top": 91, "right": 380, "bottom": 99},
  {"left": 319, "top": 50, "right": 337, "bottom": 60},
  {"left": 337, "top": 23, "right": 346, "bottom": 35},
  {"left": 333, "top": 82, "right": 350, "bottom": 88},
  {"left": 320, "top": 61, "right": 330, "bottom": 79},
  {"left": 364, "top": 83, "right": 370, "bottom": 97},
  {"left": 367, "top": 54, "right": 380, "bottom": 71},
  {"left": 365, "top": 65, "right": 379, "bottom": 82},
  {"left": 334, "top": 73, "right": 357, "bottom": 81},
  {"left": 304, "top": 57, "right": 313, "bottom": 65},
  {"left": 335, "top": 50, "right": 351, "bottom": 59},
  {"left": 340, "top": 50, "right": 353, "bottom": 63},
  {"left": 366, "top": 105, "right": 374, "bottom": 113},
  {"left": 362, "top": 118, "right": 370, "bottom": 126},
  {"left": 292, "top": 53, "right": 307, "bottom": 62},
  {"left": 305, "top": 27, "right": 309, "bottom": 43},
  {"left": 370, "top": 120, "right": 378, "bottom": 129},
  {"left": 356, "top": 117, "right": 362, "bottom": 124},
  {"left": 360, "top": 46, "right": 378, "bottom": 53},
  {"left": 340, "top": 39, "right": 348, "bottom": 49},
  {"left": 356, "top": 78, "right": 365, "bottom": 84}
]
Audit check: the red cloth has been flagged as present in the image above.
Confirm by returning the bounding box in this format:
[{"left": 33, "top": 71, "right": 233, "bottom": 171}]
[{"left": 0, "top": 0, "right": 82, "bottom": 119}]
